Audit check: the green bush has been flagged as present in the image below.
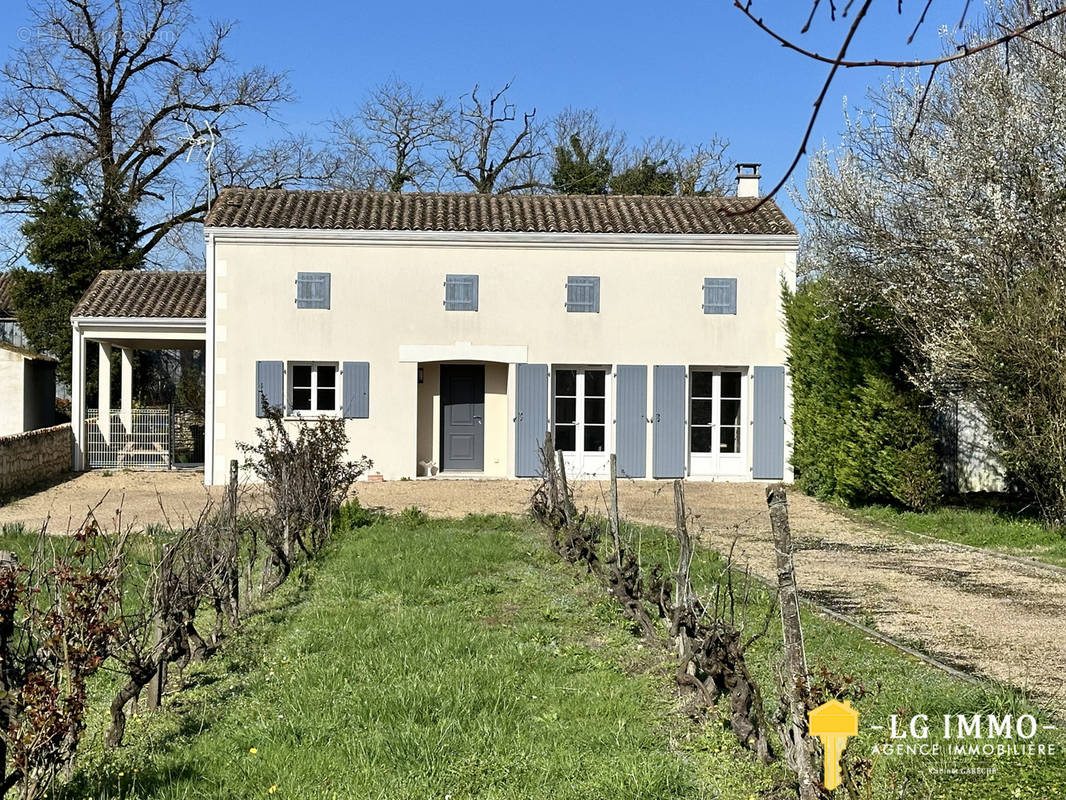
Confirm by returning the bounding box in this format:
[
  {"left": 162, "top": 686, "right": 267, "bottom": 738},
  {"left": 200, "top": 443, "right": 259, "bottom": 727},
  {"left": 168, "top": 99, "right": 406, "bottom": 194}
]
[
  {"left": 784, "top": 281, "right": 941, "bottom": 510},
  {"left": 334, "top": 497, "right": 381, "bottom": 531},
  {"left": 396, "top": 506, "right": 429, "bottom": 527}
]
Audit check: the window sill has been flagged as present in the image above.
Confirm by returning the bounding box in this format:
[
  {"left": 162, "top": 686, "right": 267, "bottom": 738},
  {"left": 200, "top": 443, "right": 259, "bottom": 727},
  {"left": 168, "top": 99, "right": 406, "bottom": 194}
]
[{"left": 283, "top": 412, "right": 340, "bottom": 421}]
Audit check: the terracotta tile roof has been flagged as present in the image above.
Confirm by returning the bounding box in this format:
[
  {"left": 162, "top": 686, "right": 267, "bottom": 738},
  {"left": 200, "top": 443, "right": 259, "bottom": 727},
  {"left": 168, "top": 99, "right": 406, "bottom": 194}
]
[
  {"left": 72, "top": 270, "right": 206, "bottom": 319},
  {"left": 205, "top": 188, "right": 797, "bottom": 236},
  {"left": 0, "top": 273, "right": 13, "bottom": 317}
]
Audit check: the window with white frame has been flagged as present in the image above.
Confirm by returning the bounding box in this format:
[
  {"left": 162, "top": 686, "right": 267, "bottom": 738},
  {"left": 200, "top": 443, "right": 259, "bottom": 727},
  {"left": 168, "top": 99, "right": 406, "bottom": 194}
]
[
  {"left": 690, "top": 371, "right": 715, "bottom": 453},
  {"left": 719, "top": 371, "right": 742, "bottom": 453},
  {"left": 690, "top": 369, "right": 743, "bottom": 454},
  {"left": 553, "top": 368, "right": 607, "bottom": 453},
  {"left": 289, "top": 362, "right": 338, "bottom": 414}
]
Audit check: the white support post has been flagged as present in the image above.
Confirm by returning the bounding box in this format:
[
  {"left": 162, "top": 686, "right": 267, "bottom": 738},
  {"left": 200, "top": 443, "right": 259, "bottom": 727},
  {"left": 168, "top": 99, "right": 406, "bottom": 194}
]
[
  {"left": 71, "top": 325, "right": 86, "bottom": 470},
  {"left": 120, "top": 347, "right": 133, "bottom": 435},
  {"left": 98, "top": 342, "right": 112, "bottom": 446}
]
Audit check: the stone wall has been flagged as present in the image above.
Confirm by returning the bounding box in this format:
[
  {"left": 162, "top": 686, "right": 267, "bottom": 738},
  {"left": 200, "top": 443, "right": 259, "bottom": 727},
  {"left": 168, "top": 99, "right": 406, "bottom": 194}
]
[
  {"left": 174, "top": 409, "right": 205, "bottom": 463},
  {"left": 0, "top": 423, "right": 72, "bottom": 496}
]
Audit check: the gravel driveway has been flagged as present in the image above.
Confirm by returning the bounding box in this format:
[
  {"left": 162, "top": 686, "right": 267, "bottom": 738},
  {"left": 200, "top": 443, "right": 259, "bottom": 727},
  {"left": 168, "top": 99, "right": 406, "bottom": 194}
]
[{"left": 2, "top": 471, "right": 1064, "bottom": 715}]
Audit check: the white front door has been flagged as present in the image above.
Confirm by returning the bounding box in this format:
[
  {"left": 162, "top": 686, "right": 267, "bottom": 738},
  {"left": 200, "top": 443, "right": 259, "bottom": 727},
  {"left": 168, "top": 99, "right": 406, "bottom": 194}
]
[
  {"left": 689, "top": 369, "right": 746, "bottom": 478},
  {"left": 553, "top": 366, "right": 611, "bottom": 479}
]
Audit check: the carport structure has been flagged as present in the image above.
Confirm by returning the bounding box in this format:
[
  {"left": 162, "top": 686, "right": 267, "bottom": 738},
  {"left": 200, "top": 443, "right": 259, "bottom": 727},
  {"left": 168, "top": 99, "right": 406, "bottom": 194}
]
[{"left": 70, "top": 270, "right": 206, "bottom": 470}]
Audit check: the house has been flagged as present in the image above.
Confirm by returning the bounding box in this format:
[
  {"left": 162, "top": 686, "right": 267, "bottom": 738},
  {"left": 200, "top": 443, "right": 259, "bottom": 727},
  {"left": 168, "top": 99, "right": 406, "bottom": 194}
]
[
  {"left": 191, "top": 165, "right": 797, "bottom": 486},
  {"left": 0, "top": 273, "right": 57, "bottom": 436},
  {"left": 68, "top": 167, "right": 798, "bottom": 483},
  {"left": 0, "top": 342, "right": 56, "bottom": 436},
  {"left": 0, "top": 273, "right": 27, "bottom": 349}
]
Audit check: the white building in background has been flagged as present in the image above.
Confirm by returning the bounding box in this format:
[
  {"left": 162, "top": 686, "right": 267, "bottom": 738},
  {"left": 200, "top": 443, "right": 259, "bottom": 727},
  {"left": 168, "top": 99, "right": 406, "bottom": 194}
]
[
  {"left": 0, "top": 343, "right": 56, "bottom": 437},
  {"left": 0, "top": 274, "right": 57, "bottom": 436}
]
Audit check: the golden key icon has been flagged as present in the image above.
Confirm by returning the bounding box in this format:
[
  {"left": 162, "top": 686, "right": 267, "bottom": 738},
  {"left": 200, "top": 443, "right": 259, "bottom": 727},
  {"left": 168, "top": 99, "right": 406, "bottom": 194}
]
[{"left": 808, "top": 699, "right": 859, "bottom": 790}]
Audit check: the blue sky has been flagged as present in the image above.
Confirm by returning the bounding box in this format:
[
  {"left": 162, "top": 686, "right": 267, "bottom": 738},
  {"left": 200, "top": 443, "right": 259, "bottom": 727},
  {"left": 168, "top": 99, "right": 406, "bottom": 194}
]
[{"left": 2, "top": 0, "right": 959, "bottom": 226}]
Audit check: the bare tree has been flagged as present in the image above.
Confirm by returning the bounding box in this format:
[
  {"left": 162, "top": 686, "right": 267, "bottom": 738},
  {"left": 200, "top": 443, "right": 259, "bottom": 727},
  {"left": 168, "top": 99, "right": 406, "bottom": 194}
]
[
  {"left": 447, "top": 81, "right": 543, "bottom": 194},
  {"left": 329, "top": 78, "right": 452, "bottom": 192},
  {"left": 672, "top": 136, "right": 732, "bottom": 196},
  {"left": 0, "top": 0, "right": 294, "bottom": 266},
  {"left": 550, "top": 107, "right": 627, "bottom": 165},
  {"left": 734, "top": 0, "right": 1066, "bottom": 210},
  {"left": 548, "top": 108, "right": 623, "bottom": 195},
  {"left": 607, "top": 137, "right": 733, "bottom": 196}
]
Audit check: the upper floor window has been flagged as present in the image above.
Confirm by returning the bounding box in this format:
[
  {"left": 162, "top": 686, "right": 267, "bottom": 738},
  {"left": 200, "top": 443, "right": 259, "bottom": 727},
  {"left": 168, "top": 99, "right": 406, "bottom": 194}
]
[
  {"left": 444, "top": 274, "right": 479, "bottom": 311},
  {"left": 702, "top": 277, "right": 737, "bottom": 315},
  {"left": 566, "top": 276, "right": 600, "bottom": 313},
  {"left": 296, "top": 272, "right": 331, "bottom": 309},
  {"left": 290, "top": 362, "right": 337, "bottom": 414}
]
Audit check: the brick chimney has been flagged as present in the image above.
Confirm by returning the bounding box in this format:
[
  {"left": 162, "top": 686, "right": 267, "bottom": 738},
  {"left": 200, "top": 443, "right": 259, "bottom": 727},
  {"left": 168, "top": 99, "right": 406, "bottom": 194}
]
[{"left": 735, "top": 163, "right": 761, "bottom": 198}]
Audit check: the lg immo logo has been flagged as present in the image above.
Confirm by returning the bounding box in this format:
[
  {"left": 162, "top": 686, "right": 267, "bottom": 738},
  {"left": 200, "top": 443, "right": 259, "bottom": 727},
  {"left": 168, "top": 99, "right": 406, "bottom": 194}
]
[
  {"left": 808, "top": 702, "right": 1059, "bottom": 789},
  {"left": 872, "top": 712, "right": 1059, "bottom": 758}
]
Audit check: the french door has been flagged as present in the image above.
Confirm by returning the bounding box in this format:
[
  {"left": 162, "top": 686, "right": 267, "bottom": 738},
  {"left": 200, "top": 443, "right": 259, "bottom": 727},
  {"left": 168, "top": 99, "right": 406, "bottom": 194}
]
[
  {"left": 553, "top": 366, "right": 611, "bottom": 478},
  {"left": 689, "top": 369, "right": 746, "bottom": 477}
]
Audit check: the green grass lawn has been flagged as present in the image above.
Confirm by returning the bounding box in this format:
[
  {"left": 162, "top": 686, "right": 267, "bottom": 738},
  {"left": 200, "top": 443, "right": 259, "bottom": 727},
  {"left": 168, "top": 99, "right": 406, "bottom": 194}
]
[
  {"left": 30, "top": 513, "right": 1064, "bottom": 800},
  {"left": 854, "top": 504, "right": 1066, "bottom": 568}
]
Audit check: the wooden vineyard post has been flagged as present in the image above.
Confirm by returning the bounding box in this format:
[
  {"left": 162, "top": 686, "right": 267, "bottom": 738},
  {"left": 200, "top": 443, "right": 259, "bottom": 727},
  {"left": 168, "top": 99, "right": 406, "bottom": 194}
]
[
  {"left": 227, "top": 459, "right": 240, "bottom": 625},
  {"left": 767, "top": 484, "right": 819, "bottom": 800},
  {"left": 608, "top": 454, "right": 621, "bottom": 558}
]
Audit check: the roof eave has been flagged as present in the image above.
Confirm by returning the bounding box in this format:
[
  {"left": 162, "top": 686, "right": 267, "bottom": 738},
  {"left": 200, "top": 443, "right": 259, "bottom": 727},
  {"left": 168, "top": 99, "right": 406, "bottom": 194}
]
[
  {"left": 204, "top": 226, "right": 799, "bottom": 250},
  {"left": 71, "top": 315, "right": 206, "bottom": 326}
]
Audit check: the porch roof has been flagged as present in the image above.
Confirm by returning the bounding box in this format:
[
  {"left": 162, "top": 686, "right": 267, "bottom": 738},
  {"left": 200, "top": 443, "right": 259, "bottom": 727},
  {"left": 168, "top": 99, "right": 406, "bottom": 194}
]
[
  {"left": 71, "top": 270, "right": 205, "bottom": 349},
  {"left": 72, "top": 270, "right": 206, "bottom": 320}
]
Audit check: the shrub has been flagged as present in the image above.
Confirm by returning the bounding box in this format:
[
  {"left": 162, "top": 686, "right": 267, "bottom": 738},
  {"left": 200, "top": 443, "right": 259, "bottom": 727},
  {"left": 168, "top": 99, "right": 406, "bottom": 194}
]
[
  {"left": 785, "top": 281, "right": 941, "bottom": 510},
  {"left": 0, "top": 521, "right": 124, "bottom": 799},
  {"left": 238, "top": 401, "right": 372, "bottom": 589},
  {"left": 396, "top": 506, "right": 429, "bottom": 527},
  {"left": 334, "top": 497, "right": 380, "bottom": 531}
]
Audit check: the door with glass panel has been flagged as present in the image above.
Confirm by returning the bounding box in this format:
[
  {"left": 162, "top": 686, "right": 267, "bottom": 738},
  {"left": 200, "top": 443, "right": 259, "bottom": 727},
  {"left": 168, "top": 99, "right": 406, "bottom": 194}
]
[
  {"left": 689, "top": 369, "right": 746, "bottom": 477},
  {"left": 553, "top": 366, "right": 611, "bottom": 478}
]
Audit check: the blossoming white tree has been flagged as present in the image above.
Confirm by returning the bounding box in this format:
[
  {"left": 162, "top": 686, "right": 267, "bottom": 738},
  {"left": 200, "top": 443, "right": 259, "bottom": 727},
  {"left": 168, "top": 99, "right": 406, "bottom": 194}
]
[{"left": 799, "top": 3, "right": 1066, "bottom": 520}]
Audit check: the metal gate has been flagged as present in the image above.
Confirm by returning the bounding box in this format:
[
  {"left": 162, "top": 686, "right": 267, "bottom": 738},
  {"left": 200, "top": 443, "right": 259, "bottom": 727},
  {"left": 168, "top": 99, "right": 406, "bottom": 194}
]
[{"left": 85, "top": 407, "right": 172, "bottom": 469}]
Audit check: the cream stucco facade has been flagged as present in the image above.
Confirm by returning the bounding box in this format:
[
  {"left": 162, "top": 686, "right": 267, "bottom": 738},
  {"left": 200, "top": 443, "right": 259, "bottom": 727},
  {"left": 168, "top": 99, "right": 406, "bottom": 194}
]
[{"left": 204, "top": 228, "right": 797, "bottom": 486}]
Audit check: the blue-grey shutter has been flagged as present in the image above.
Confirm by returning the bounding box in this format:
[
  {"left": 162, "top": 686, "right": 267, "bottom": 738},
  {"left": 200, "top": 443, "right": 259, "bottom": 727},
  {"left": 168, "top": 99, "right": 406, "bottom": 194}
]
[
  {"left": 615, "top": 365, "right": 647, "bottom": 478},
  {"left": 342, "top": 361, "right": 370, "bottom": 418},
  {"left": 255, "top": 361, "right": 283, "bottom": 417},
  {"left": 703, "top": 278, "right": 737, "bottom": 315},
  {"left": 515, "top": 363, "right": 549, "bottom": 477},
  {"left": 753, "top": 366, "right": 786, "bottom": 480},
  {"left": 296, "top": 272, "right": 331, "bottom": 309},
  {"left": 444, "top": 274, "right": 479, "bottom": 310},
  {"left": 652, "top": 365, "right": 686, "bottom": 478},
  {"left": 566, "top": 276, "right": 600, "bottom": 312}
]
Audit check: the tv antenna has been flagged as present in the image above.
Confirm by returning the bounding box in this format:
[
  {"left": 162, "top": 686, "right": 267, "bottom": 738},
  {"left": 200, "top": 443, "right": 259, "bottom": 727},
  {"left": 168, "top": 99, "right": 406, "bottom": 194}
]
[{"left": 183, "top": 117, "right": 221, "bottom": 210}]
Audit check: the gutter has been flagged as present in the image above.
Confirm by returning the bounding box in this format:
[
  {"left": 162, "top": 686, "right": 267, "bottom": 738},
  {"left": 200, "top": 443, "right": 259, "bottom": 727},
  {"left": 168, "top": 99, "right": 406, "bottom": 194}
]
[{"left": 203, "top": 226, "right": 799, "bottom": 251}]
